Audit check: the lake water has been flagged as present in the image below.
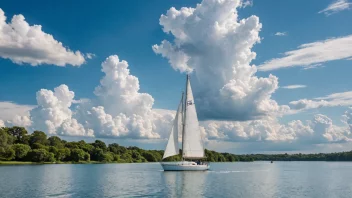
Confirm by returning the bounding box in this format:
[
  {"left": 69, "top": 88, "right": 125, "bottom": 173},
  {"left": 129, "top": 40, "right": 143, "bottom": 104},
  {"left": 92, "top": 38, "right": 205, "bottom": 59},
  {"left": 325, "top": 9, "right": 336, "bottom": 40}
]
[{"left": 1, "top": 162, "right": 352, "bottom": 198}]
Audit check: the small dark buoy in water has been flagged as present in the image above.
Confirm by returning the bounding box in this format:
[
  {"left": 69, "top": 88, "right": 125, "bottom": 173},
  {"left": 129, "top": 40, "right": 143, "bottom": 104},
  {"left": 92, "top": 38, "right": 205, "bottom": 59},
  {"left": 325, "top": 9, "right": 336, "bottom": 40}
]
[{"left": 271, "top": 161, "right": 273, "bottom": 163}]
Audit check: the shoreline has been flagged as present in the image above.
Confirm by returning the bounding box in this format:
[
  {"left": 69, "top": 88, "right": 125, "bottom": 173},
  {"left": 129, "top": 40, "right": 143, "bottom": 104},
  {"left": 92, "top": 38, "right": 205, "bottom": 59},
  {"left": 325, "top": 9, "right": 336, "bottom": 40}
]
[
  {"left": 2, "top": 160, "right": 352, "bottom": 165},
  {"left": 0, "top": 161, "right": 118, "bottom": 165}
]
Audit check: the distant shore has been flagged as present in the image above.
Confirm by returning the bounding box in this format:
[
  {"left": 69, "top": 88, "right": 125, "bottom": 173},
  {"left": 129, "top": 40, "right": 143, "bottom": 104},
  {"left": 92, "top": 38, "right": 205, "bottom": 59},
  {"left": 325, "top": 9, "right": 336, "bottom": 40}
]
[
  {"left": 2, "top": 126, "right": 352, "bottom": 164},
  {"left": 0, "top": 161, "right": 111, "bottom": 165},
  {"left": 2, "top": 160, "right": 352, "bottom": 165}
]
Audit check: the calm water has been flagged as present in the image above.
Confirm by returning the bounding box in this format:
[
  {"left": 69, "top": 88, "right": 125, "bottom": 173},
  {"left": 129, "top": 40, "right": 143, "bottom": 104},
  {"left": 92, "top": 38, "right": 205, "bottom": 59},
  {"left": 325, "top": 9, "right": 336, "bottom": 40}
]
[{"left": 1, "top": 162, "right": 352, "bottom": 198}]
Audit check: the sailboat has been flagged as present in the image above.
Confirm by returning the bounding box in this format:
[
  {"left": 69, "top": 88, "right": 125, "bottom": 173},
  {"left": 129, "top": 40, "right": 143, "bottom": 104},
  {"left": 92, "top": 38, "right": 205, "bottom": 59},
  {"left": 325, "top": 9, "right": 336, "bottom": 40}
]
[{"left": 161, "top": 75, "right": 209, "bottom": 171}]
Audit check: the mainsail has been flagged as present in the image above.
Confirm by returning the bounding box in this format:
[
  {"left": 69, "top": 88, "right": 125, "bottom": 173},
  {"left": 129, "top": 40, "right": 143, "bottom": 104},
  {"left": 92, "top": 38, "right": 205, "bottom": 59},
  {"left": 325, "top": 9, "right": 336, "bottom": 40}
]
[
  {"left": 182, "top": 75, "right": 205, "bottom": 159},
  {"left": 162, "top": 94, "right": 184, "bottom": 159}
]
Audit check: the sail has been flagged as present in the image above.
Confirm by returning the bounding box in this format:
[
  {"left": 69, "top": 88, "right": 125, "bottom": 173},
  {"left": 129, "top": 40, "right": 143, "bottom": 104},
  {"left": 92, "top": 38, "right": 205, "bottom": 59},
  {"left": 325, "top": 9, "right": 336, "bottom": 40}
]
[
  {"left": 162, "top": 94, "right": 183, "bottom": 159},
  {"left": 182, "top": 76, "right": 205, "bottom": 159}
]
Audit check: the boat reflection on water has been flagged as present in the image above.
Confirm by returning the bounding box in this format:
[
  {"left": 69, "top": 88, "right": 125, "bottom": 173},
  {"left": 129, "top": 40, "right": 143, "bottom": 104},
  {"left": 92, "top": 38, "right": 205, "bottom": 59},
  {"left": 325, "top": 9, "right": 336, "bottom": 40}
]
[{"left": 163, "top": 171, "right": 207, "bottom": 197}]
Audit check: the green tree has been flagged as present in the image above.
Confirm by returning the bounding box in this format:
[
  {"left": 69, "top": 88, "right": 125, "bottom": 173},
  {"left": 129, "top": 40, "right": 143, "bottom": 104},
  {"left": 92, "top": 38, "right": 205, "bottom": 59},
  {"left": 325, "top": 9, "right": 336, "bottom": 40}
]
[
  {"left": 84, "top": 152, "right": 90, "bottom": 161},
  {"left": 103, "top": 152, "right": 114, "bottom": 162},
  {"left": 47, "top": 152, "right": 56, "bottom": 162},
  {"left": 31, "top": 143, "right": 48, "bottom": 150},
  {"left": 6, "top": 126, "right": 29, "bottom": 144},
  {"left": 0, "top": 128, "right": 15, "bottom": 161},
  {"left": 65, "top": 142, "right": 80, "bottom": 149},
  {"left": 48, "top": 136, "right": 64, "bottom": 149},
  {"left": 29, "top": 131, "right": 49, "bottom": 147},
  {"left": 92, "top": 140, "right": 107, "bottom": 152},
  {"left": 0, "top": 147, "right": 15, "bottom": 161},
  {"left": 142, "top": 152, "right": 158, "bottom": 162},
  {"left": 113, "top": 154, "right": 120, "bottom": 162},
  {"left": 48, "top": 146, "right": 59, "bottom": 160},
  {"left": 28, "top": 149, "right": 49, "bottom": 162},
  {"left": 70, "top": 149, "right": 86, "bottom": 162},
  {"left": 78, "top": 141, "right": 94, "bottom": 153},
  {"left": 131, "top": 150, "right": 146, "bottom": 163},
  {"left": 57, "top": 148, "right": 71, "bottom": 161},
  {"left": 0, "top": 128, "right": 14, "bottom": 148},
  {"left": 12, "top": 144, "right": 31, "bottom": 160},
  {"left": 91, "top": 148, "right": 105, "bottom": 161},
  {"left": 108, "top": 143, "right": 126, "bottom": 154}
]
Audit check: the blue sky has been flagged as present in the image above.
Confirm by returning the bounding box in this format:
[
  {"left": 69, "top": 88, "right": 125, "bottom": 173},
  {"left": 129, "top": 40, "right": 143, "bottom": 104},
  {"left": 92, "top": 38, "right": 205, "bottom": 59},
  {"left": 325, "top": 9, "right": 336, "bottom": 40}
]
[{"left": 1, "top": 0, "right": 352, "bottom": 153}]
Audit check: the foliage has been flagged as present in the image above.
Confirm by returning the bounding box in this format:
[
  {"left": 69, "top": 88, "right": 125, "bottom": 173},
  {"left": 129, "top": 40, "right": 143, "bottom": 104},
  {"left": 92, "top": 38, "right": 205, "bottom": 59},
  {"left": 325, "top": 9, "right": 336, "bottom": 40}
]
[
  {"left": 12, "top": 144, "right": 31, "bottom": 160},
  {"left": 0, "top": 147, "right": 15, "bottom": 161},
  {"left": 0, "top": 128, "right": 15, "bottom": 160},
  {"left": 91, "top": 148, "right": 105, "bottom": 161},
  {"left": 57, "top": 148, "right": 71, "bottom": 161},
  {"left": 3, "top": 126, "right": 352, "bottom": 164},
  {"left": 29, "top": 131, "right": 49, "bottom": 147},
  {"left": 103, "top": 152, "right": 114, "bottom": 162},
  {"left": 48, "top": 136, "right": 64, "bottom": 149},
  {"left": 31, "top": 143, "right": 48, "bottom": 150},
  {"left": 70, "top": 149, "right": 87, "bottom": 162},
  {"left": 6, "top": 126, "right": 29, "bottom": 144},
  {"left": 92, "top": 140, "right": 107, "bottom": 152},
  {"left": 84, "top": 152, "right": 90, "bottom": 161},
  {"left": 27, "top": 149, "right": 51, "bottom": 162},
  {"left": 0, "top": 128, "right": 14, "bottom": 147}
]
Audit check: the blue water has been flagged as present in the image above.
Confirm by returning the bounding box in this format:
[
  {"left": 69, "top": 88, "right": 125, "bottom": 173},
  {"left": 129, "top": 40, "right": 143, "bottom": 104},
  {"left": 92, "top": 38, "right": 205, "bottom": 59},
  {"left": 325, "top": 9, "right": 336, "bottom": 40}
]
[{"left": 1, "top": 162, "right": 352, "bottom": 197}]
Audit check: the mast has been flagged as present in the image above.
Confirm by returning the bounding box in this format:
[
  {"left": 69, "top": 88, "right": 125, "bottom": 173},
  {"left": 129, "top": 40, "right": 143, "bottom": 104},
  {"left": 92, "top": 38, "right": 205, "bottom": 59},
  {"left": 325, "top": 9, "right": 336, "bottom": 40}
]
[
  {"left": 180, "top": 91, "right": 184, "bottom": 156},
  {"left": 181, "top": 74, "right": 189, "bottom": 160}
]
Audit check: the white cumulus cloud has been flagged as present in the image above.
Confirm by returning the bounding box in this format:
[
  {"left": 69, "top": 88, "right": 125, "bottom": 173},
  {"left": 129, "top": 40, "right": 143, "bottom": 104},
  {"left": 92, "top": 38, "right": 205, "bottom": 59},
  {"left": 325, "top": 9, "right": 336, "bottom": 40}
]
[
  {"left": 0, "top": 8, "right": 86, "bottom": 66},
  {"left": 86, "top": 55, "right": 164, "bottom": 139},
  {"left": 318, "top": 0, "right": 351, "bottom": 16},
  {"left": 258, "top": 35, "right": 352, "bottom": 71},
  {"left": 5, "top": 55, "right": 174, "bottom": 139},
  {"left": 28, "top": 84, "right": 90, "bottom": 136},
  {"left": 203, "top": 113, "right": 352, "bottom": 143},
  {"left": 153, "top": 0, "right": 289, "bottom": 121}
]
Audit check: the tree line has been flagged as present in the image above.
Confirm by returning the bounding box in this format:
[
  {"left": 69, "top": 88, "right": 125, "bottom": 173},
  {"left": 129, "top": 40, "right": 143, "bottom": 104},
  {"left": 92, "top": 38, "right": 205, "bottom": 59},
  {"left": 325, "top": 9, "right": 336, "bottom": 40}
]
[{"left": 1, "top": 126, "right": 352, "bottom": 163}]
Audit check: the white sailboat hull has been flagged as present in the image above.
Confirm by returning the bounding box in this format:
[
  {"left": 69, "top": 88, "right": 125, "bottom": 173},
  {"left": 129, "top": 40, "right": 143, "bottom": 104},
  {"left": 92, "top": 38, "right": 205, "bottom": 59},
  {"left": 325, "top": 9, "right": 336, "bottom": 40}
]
[{"left": 161, "top": 161, "right": 209, "bottom": 171}]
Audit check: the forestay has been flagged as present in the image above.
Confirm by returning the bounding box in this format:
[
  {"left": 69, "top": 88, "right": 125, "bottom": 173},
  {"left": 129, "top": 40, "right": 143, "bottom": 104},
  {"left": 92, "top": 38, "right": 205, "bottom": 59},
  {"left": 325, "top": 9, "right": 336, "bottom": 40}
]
[
  {"left": 162, "top": 95, "right": 183, "bottom": 159},
  {"left": 182, "top": 76, "right": 205, "bottom": 159}
]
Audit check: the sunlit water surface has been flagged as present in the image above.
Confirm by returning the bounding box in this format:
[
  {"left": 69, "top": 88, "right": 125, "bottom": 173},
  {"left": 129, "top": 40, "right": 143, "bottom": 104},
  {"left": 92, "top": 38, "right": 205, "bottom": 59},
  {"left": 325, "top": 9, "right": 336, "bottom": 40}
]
[{"left": 1, "top": 162, "right": 352, "bottom": 198}]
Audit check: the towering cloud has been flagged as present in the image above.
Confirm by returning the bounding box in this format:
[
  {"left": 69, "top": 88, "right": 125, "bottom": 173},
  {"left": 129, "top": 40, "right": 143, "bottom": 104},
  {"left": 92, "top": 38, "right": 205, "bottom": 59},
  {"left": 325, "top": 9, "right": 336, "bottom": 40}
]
[
  {"left": 94, "top": 56, "right": 154, "bottom": 118},
  {"left": 153, "top": 0, "right": 288, "bottom": 121},
  {"left": 87, "top": 55, "right": 164, "bottom": 139},
  {"left": 27, "top": 84, "right": 90, "bottom": 136},
  {"left": 0, "top": 8, "right": 85, "bottom": 66},
  {"left": 11, "top": 55, "right": 174, "bottom": 139}
]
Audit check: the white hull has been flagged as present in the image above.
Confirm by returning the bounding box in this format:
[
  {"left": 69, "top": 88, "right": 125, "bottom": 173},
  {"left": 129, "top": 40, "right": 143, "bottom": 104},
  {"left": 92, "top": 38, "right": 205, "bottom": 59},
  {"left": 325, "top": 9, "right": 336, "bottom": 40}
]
[{"left": 161, "top": 161, "right": 209, "bottom": 171}]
